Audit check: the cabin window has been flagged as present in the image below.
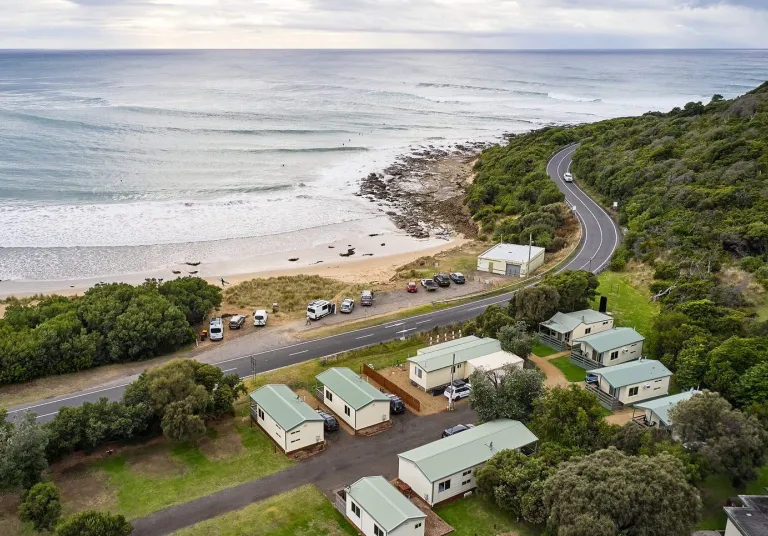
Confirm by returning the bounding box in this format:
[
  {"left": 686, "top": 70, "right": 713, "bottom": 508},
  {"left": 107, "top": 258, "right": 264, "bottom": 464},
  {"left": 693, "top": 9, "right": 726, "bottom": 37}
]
[
  {"left": 374, "top": 525, "right": 384, "bottom": 536},
  {"left": 585, "top": 327, "right": 592, "bottom": 335},
  {"left": 438, "top": 479, "right": 451, "bottom": 493},
  {"left": 462, "top": 470, "right": 472, "bottom": 476},
  {"left": 415, "top": 522, "right": 422, "bottom": 528},
  {"left": 415, "top": 367, "right": 422, "bottom": 378},
  {"left": 325, "top": 390, "right": 333, "bottom": 401},
  {"left": 603, "top": 321, "right": 608, "bottom": 325},
  {"left": 610, "top": 351, "right": 619, "bottom": 361},
  {"left": 290, "top": 438, "right": 300, "bottom": 444},
  {"left": 351, "top": 502, "right": 360, "bottom": 517},
  {"left": 344, "top": 405, "right": 351, "bottom": 416},
  {"left": 258, "top": 408, "right": 264, "bottom": 420},
  {"left": 462, "top": 479, "right": 472, "bottom": 486},
  {"left": 628, "top": 386, "right": 639, "bottom": 397}
]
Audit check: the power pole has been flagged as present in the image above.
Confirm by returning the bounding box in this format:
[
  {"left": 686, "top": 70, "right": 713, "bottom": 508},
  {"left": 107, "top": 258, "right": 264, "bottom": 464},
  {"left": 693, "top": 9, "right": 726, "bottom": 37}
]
[
  {"left": 526, "top": 233, "right": 532, "bottom": 278},
  {"left": 448, "top": 353, "right": 456, "bottom": 411}
]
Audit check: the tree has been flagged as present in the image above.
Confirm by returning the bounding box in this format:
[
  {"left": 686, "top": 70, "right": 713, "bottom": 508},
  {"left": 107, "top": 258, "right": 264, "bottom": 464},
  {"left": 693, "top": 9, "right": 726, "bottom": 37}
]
[
  {"left": 476, "top": 444, "right": 574, "bottom": 525},
  {"left": 473, "top": 305, "right": 514, "bottom": 337},
  {"left": 468, "top": 366, "right": 545, "bottom": 422},
  {"left": 55, "top": 511, "right": 132, "bottom": 536},
  {"left": 736, "top": 361, "right": 768, "bottom": 406},
  {"left": 0, "top": 411, "right": 49, "bottom": 490},
  {"left": 541, "top": 270, "right": 598, "bottom": 312},
  {"left": 543, "top": 448, "right": 701, "bottom": 536},
  {"left": 18, "top": 482, "right": 61, "bottom": 531},
  {"left": 161, "top": 399, "right": 207, "bottom": 443},
  {"left": 497, "top": 322, "right": 534, "bottom": 359},
  {"left": 704, "top": 337, "right": 766, "bottom": 400},
  {"left": 668, "top": 391, "right": 767, "bottom": 486},
  {"left": 529, "top": 385, "right": 615, "bottom": 451},
  {"left": 159, "top": 277, "right": 222, "bottom": 325},
  {"left": 144, "top": 359, "right": 210, "bottom": 417},
  {"left": 508, "top": 285, "right": 560, "bottom": 326}
]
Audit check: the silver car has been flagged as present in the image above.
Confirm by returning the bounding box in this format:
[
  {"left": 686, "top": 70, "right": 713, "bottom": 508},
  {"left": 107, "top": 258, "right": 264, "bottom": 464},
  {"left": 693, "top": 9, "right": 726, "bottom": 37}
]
[{"left": 340, "top": 298, "right": 355, "bottom": 314}]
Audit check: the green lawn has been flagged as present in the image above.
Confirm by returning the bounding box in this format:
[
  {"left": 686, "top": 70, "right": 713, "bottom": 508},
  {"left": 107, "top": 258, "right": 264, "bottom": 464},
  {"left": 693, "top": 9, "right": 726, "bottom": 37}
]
[
  {"left": 172, "top": 485, "right": 356, "bottom": 536},
  {"left": 95, "top": 419, "right": 294, "bottom": 520},
  {"left": 532, "top": 341, "right": 558, "bottom": 357},
  {"left": 549, "top": 356, "right": 586, "bottom": 382},
  {"left": 590, "top": 270, "right": 659, "bottom": 337},
  {"left": 697, "top": 464, "right": 768, "bottom": 530},
  {"left": 436, "top": 495, "right": 541, "bottom": 536}
]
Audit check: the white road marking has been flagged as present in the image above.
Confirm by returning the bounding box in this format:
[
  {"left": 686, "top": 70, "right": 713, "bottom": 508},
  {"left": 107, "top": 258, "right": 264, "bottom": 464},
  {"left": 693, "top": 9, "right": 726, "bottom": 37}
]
[
  {"left": 355, "top": 334, "right": 375, "bottom": 339},
  {"left": 385, "top": 322, "right": 405, "bottom": 328},
  {"left": 415, "top": 320, "right": 432, "bottom": 325},
  {"left": 7, "top": 383, "right": 130, "bottom": 414},
  {"left": 222, "top": 368, "right": 237, "bottom": 373},
  {"left": 468, "top": 305, "right": 487, "bottom": 311},
  {"left": 288, "top": 350, "right": 308, "bottom": 356},
  {"left": 396, "top": 328, "right": 416, "bottom": 334}
]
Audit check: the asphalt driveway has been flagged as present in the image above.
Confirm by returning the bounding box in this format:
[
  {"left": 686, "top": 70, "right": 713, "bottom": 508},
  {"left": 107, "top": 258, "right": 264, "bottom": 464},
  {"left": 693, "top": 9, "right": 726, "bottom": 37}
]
[{"left": 132, "top": 403, "right": 476, "bottom": 536}]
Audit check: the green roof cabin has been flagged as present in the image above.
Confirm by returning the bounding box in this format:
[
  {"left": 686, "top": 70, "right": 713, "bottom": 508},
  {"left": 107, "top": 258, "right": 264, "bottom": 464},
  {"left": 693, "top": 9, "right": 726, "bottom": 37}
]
[
  {"left": 538, "top": 309, "right": 614, "bottom": 350},
  {"left": 249, "top": 385, "right": 325, "bottom": 454},
  {"left": 316, "top": 368, "right": 391, "bottom": 432},
  {"left": 398, "top": 419, "right": 537, "bottom": 506},
  {"left": 343, "top": 476, "right": 426, "bottom": 536},
  {"left": 586, "top": 359, "right": 673, "bottom": 411},
  {"left": 631, "top": 390, "right": 700, "bottom": 433},
  {"left": 570, "top": 327, "right": 645, "bottom": 369}
]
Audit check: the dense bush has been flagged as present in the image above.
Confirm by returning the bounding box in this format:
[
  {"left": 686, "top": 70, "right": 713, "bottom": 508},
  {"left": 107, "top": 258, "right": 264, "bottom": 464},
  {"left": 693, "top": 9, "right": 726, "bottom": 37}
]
[
  {"left": 0, "top": 278, "right": 221, "bottom": 385},
  {"left": 18, "top": 482, "right": 61, "bottom": 531},
  {"left": 55, "top": 511, "right": 132, "bottom": 536}
]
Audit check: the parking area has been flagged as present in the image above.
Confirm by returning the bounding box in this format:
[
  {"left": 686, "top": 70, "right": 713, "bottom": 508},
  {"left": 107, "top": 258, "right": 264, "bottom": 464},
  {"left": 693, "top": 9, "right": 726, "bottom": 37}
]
[{"left": 366, "top": 366, "right": 469, "bottom": 416}]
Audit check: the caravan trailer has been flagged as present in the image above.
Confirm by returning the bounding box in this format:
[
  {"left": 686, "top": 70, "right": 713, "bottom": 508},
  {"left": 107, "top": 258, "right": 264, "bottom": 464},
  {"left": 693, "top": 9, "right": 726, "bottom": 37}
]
[{"left": 307, "top": 300, "right": 334, "bottom": 320}]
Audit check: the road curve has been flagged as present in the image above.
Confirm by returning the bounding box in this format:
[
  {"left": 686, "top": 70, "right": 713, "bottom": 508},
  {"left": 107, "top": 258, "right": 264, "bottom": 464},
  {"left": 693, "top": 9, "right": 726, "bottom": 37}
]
[{"left": 7, "top": 144, "right": 621, "bottom": 423}]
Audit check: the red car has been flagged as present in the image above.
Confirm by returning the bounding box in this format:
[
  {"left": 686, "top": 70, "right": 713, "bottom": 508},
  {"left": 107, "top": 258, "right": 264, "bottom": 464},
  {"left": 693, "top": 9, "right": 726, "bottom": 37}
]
[{"left": 407, "top": 282, "right": 418, "bottom": 293}]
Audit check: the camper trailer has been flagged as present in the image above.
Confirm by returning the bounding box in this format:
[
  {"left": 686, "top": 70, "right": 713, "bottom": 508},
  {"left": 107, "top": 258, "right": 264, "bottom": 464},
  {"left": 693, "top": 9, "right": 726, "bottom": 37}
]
[{"left": 307, "top": 300, "right": 334, "bottom": 320}]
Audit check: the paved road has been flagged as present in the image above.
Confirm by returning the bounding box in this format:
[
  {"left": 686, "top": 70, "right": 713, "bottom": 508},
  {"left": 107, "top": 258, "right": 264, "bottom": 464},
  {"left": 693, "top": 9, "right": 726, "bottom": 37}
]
[
  {"left": 7, "top": 144, "right": 620, "bottom": 423},
  {"left": 132, "top": 404, "right": 476, "bottom": 536}
]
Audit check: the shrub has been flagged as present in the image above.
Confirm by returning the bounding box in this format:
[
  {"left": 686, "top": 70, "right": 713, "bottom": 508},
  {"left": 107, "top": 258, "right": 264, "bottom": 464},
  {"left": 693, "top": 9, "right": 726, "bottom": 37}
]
[{"left": 18, "top": 482, "right": 61, "bottom": 531}]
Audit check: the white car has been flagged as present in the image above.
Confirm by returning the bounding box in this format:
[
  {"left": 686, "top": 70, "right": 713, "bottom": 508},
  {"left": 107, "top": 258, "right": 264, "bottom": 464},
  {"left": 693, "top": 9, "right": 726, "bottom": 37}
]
[
  {"left": 340, "top": 298, "right": 355, "bottom": 314},
  {"left": 563, "top": 172, "right": 573, "bottom": 183},
  {"left": 253, "top": 309, "right": 268, "bottom": 327},
  {"left": 444, "top": 383, "right": 471, "bottom": 401},
  {"left": 209, "top": 317, "right": 224, "bottom": 341}
]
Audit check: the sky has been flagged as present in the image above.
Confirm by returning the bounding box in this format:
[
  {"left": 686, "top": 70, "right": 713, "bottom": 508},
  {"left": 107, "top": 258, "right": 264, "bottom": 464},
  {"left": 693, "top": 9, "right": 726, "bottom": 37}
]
[{"left": 1, "top": 0, "right": 767, "bottom": 49}]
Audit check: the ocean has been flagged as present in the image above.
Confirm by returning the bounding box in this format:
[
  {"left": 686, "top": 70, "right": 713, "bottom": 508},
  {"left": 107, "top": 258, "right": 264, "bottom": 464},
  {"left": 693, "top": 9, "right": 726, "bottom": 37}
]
[{"left": 1, "top": 49, "right": 766, "bottom": 282}]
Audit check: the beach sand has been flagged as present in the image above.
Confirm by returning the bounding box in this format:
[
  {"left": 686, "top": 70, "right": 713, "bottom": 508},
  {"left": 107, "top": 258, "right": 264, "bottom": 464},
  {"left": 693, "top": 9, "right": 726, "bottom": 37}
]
[{"left": 0, "top": 228, "right": 467, "bottom": 299}]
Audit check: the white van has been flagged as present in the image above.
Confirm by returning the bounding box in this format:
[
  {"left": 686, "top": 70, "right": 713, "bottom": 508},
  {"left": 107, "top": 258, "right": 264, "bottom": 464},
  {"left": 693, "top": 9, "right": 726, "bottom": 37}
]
[
  {"left": 209, "top": 318, "right": 224, "bottom": 341},
  {"left": 306, "top": 300, "right": 334, "bottom": 321},
  {"left": 253, "top": 309, "right": 268, "bottom": 327}
]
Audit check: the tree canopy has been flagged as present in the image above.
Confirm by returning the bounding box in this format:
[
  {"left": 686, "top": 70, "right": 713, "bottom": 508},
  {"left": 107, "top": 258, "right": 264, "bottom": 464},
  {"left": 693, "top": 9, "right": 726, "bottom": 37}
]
[
  {"left": 468, "top": 365, "right": 545, "bottom": 422},
  {"left": 0, "top": 278, "right": 221, "bottom": 385},
  {"left": 543, "top": 448, "right": 701, "bottom": 536}
]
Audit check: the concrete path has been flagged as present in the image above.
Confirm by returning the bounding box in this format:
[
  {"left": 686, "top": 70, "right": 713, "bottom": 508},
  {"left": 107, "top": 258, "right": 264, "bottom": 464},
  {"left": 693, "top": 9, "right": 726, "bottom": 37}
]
[{"left": 132, "top": 404, "right": 476, "bottom": 536}]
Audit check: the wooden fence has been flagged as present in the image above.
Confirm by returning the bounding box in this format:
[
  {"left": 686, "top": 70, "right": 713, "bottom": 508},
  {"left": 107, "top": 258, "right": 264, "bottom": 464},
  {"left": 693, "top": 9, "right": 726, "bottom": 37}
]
[{"left": 362, "top": 365, "right": 421, "bottom": 412}]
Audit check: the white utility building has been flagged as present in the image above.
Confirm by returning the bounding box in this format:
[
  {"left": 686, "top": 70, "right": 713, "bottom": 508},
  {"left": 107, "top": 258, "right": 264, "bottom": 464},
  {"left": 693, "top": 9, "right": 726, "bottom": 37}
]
[{"left": 477, "top": 243, "right": 546, "bottom": 277}]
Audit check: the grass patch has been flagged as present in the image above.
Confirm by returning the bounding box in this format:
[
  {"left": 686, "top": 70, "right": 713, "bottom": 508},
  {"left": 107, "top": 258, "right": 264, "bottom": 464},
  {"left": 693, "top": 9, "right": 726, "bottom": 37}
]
[
  {"left": 590, "top": 268, "right": 659, "bottom": 337},
  {"left": 172, "top": 485, "right": 355, "bottom": 536},
  {"left": 224, "top": 275, "right": 361, "bottom": 312},
  {"left": 549, "top": 356, "right": 586, "bottom": 382},
  {"left": 247, "top": 337, "right": 426, "bottom": 393},
  {"left": 697, "top": 464, "right": 768, "bottom": 530},
  {"left": 532, "top": 341, "right": 558, "bottom": 357},
  {"left": 93, "top": 419, "right": 293, "bottom": 520},
  {"left": 437, "top": 495, "right": 541, "bottom": 536}
]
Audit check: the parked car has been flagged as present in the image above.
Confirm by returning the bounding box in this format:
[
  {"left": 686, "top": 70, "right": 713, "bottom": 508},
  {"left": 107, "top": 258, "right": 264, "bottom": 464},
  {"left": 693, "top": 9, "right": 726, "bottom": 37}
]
[
  {"left": 360, "top": 290, "right": 374, "bottom": 306},
  {"left": 586, "top": 373, "right": 600, "bottom": 384},
  {"left": 317, "top": 410, "right": 339, "bottom": 432},
  {"left": 384, "top": 393, "right": 406, "bottom": 414},
  {"left": 228, "top": 315, "right": 246, "bottom": 330},
  {"left": 421, "top": 279, "right": 438, "bottom": 291},
  {"left": 253, "top": 309, "right": 268, "bottom": 327},
  {"left": 433, "top": 273, "right": 451, "bottom": 287},
  {"left": 449, "top": 272, "right": 466, "bottom": 284},
  {"left": 209, "top": 317, "right": 224, "bottom": 341},
  {"left": 406, "top": 281, "right": 418, "bottom": 293},
  {"left": 307, "top": 300, "right": 334, "bottom": 320},
  {"left": 564, "top": 172, "right": 573, "bottom": 183},
  {"left": 340, "top": 298, "right": 355, "bottom": 314},
  {"left": 441, "top": 424, "right": 475, "bottom": 438},
  {"left": 444, "top": 382, "right": 471, "bottom": 401}
]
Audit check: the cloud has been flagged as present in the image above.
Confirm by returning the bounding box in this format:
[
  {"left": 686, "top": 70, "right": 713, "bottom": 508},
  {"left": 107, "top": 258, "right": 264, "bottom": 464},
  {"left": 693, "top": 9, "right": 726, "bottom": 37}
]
[{"left": 0, "top": 0, "right": 766, "bottom": 48}]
